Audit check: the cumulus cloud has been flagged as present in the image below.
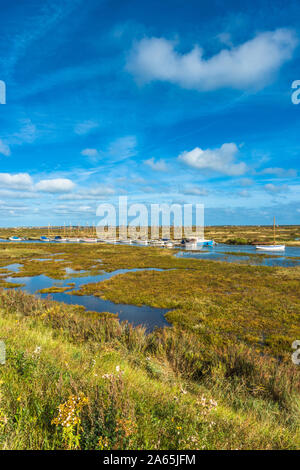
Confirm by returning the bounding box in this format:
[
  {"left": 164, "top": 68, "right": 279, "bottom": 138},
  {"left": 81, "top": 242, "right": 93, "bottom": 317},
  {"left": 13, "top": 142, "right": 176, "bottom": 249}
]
[
  {"left": 0, "top": 173, "right": 33, "bottom": 190},
  {"left": 144, "top": 157, "right": 168, "bottom": 172},
  {"left": 127, "top": 28, "right": 297, "bottom": 90},
  {"left": 0, "top": 140, "right": 11, "bottom": 156},
  {"left": 178, "top": 143, "right": 247, "bottom": 176},
  {"left": 35, "top": 178, "right": 75, "bottom": 193}
]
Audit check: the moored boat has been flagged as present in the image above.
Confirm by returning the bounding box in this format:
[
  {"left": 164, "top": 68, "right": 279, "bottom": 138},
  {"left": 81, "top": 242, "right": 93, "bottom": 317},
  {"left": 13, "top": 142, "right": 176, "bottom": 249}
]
[
  {"left": 136, "top": 239, "right": 148, "bottom": 245},
  {"left": 9, "top": 236, "right": 24, "bottom": 241},
  {"left": 255, "top": 245, "right": 285, "bottom": 252},
  {"left": 255, "top": 217, "right": 285, "bottom": 252},
  {"left": 80, "top": 238, "right": 98, "bottom": 243}
]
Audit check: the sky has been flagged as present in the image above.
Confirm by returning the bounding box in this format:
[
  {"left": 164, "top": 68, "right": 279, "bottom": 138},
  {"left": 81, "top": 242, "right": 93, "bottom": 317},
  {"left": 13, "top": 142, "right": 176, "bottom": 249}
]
[{"left": 0, "top": 0, "right": 300, "bottom": 227}]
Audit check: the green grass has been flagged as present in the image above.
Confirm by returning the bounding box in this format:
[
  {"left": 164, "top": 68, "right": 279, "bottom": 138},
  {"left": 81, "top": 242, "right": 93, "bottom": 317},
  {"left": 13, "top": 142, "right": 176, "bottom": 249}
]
[{"left": 0, "top": 289, "right": 299, "bottom": 450}]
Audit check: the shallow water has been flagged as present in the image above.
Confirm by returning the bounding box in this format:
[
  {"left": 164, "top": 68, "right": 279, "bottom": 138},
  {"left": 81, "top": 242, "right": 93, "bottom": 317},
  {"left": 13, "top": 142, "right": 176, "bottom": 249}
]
[
  {"left": 176, "top": 244, "right": 300, "bottom": 267},
  {"left": 4, "top": 267, "right": 170, "bottom": 331}
]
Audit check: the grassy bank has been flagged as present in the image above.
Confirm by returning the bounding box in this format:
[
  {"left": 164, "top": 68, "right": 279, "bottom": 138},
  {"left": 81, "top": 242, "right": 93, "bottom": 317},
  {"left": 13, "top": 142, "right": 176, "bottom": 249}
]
[{"left": 0, "top": 288, "right": 299, "bottom": 450}]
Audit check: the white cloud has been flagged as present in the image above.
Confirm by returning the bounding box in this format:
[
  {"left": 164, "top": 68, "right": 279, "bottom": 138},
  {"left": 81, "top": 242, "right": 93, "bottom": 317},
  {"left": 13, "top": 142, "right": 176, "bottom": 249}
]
[
  {"left": 0, "top": 173, "right": 33, "bottom": 190},
  {"left": 261, "top": 167, "right": 297, "bottom": 177},
  {"left": 144, "top": 157, "right": 168, "bottom": 172},
  {"left": 36, "top": 178, "right": 75, "bottom": 193},
  {"left": 178, "top": 143, "right": 247, "bottom": 176},
  {"left": 75, "top": 121, "right": 99, "bottom": 135},
  {"left": 264, "top": 183, "right": 287, "bottom": 193},
  {"left": 0, "top": 140, "right": 11, "bottom": 156},
  {"left": 127, "top": 28, "right": 297, "bottom": 90},
  {"left": 81, "top": 148, "right": 99, "bottom": 159},
  {"left": 240, "top": 178, "right": 254, "bottom": 187},
  {"left": 88, "top": 186, "right": 115, "bottom": 196},
  {"left": 238, "top": 189, "right": 250, "bottom": 197},
  {"left": 58, "top": 186, "right": 115, "bottom": 200},
  {"left": 183, "top": 186, "right": 208, "bottom": 196}
]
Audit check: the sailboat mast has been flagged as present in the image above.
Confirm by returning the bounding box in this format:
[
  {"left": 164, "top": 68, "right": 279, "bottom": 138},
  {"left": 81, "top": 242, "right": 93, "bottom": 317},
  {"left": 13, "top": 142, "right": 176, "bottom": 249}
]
[{"left": 273, "top": 216, "right": 276, "bottom": 245}]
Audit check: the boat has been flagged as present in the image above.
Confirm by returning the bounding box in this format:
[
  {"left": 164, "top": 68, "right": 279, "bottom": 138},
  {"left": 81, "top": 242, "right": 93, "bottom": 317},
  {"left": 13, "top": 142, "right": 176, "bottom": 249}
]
[
  {"left": 150, "top": 240, "right": 165, "bottom": 246},
  {"left": 136, "top": 239, "right": 148, "bottom": 245},
  {"left": 40, "top": 236, "right": 50, "bottom": 242},
  {"left": 80, "top": 238, "right": 98, "bottom": 243},
  {"left": 54, "top": 237, "right": 69, "bottom": 243},
  {"left": 119, "top": 239, "right": 132, "bottom": 244},
  {"left": 255, "top": 245, "right": 285, "bottom": 252},
  {"left": 197, "top": 239, "right": 215, "bottom": 247},
  {"left": 256, "top": 217, "right": 285, "bottom": 252},
  {"left": 9, "top": 236, "right": 23, "bottom": 241}
]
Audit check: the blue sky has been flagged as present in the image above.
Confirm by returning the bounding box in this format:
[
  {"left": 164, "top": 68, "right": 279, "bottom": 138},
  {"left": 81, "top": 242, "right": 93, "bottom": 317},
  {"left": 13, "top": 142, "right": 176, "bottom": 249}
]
[{"left": 0, "top": 0, "right": 300, "bottom": 226}]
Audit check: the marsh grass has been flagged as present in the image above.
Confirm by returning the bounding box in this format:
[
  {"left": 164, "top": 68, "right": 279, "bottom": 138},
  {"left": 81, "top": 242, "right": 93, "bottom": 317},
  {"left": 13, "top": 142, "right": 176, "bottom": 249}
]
[{"left": 0, "top": 241, "right": 299, "bottom": 449}]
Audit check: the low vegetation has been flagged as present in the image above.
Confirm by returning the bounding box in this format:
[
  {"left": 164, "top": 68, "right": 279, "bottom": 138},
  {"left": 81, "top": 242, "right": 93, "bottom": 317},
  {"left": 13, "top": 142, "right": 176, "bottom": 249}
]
[{"left": 0, "top": 241, "right": 299, "bottom": 449}]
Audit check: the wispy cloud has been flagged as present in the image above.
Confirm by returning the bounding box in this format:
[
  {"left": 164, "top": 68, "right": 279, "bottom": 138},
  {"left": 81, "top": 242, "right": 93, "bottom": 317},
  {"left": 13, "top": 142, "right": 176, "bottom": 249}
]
[
  {"left": 261, "top": 167, "right": 297, "bottom": 178},
  {"left": 264, "top": 183, "right": 288, "bottom": 193},
  {"left": 81, "top": 148, "right": 99, "bottom": 160},
  {"left": 75, "top": 121, "right": 99, "bottom": 135},
  {"left": 81, "top": 136, "right": 138, "bottom": 163},
  {"left": 0, "top": 140, "right": 11, "bottom": 156},
  {"left": 144, "top": 157, "right": 168, "bottom": 172},
  {"left": 3, "top": 1, "right": 83, "bottom": 77}
]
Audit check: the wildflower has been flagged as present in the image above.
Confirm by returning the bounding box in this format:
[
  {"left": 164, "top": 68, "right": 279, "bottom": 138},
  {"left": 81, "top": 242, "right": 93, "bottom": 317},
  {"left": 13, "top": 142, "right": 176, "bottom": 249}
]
[{"left": 116, "top": 365, "right": 120, "bottom": 372}]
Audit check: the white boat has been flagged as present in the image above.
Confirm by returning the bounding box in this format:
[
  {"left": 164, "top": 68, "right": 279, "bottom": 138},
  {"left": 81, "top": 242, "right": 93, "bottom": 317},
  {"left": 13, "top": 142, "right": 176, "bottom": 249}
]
[
  {"left": 9, "top": 236, "right": 23, "bottom": 241},
  {"left": 80, "top": 238, "right": 98, "bottom": 243},
  {"left": 256, "top": 245, "right": 285, "bottom": 252},
  {"left": 136, "top": 239, "right": 148, "bottom": 245},
  {"left": 150, "top": 240, "right": 165, "bottom": 246},
  {"left": 255, "top": 217, "right": 285, "bottom": 252}
]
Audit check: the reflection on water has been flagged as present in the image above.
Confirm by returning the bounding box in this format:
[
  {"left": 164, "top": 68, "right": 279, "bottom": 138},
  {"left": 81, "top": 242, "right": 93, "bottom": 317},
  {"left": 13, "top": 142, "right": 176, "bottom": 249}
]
[
  {"left": 176, "top": 244, "right": 300, "bottom": 267},
  {"left": 4, "top": 267, "right": 170, "bottom": 331}
]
